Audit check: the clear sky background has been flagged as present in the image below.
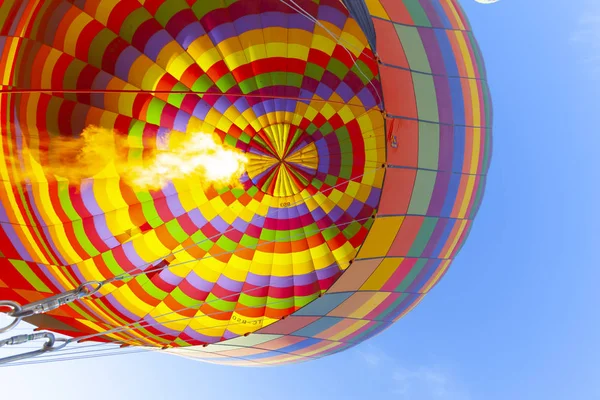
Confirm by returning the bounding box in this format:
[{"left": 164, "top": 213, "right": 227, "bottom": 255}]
[{"left": 1, "top": 1, "right": 599, "bottom": 399}]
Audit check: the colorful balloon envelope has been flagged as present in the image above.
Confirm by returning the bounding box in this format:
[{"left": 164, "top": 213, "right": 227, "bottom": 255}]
[{"left": 0, "top": 0, "right": 492, "bottom": 365}]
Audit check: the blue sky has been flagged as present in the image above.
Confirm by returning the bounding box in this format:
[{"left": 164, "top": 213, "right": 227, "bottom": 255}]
[{"left": 1, "top": 0, "right": 599, "bottom": 399}]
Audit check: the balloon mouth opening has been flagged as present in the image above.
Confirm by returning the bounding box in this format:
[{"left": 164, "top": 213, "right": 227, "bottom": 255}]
[{"left": 244, "top": 124, "right": 320, "bottom": 197}]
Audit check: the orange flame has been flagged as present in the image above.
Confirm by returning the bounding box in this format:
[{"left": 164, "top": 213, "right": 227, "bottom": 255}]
[
  {"left": 124, "top": 131, "right": 248, "bottom": 191},
  {"left": 9, "top": 126, "right": 248, "bottom": 191}
]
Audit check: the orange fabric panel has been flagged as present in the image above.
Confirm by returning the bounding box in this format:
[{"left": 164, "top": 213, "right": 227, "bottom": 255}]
[
  {"left": 358, "top": 217, "right": 404, "bottom": 258},
  {"left": 258, "top": 316, "right": 319, "bottom": 335},
  {"left": 388, "top": 216, "right": 424, "bottom": 257},
  {"left": 379, "top": 0, "right": 414, "bottom": 24},
  {"left": 378, "top": 168, "right": 416, "bottom": 215},
  {"left": 328, "top": 258, "right": 383, "bottom": 293},
  {"left": 386, "top": 118, "right": 419, "bottom": 167},
  {"left": 373, "top": 18, "right": 409, "bottom": 68},
  {"left": 380, "top": 65, "right": 417, "bottom": 118},
  {"left": 361, "top": 258, "right": 404, "bottom": 291}
]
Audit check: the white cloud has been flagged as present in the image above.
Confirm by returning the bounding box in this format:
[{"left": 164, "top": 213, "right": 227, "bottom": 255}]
[
  {"left": 356, "top": 345, "right": 470, "bottom": 400},
  {"left": 569, "top": 3, "right": 600, "bottom": 74},
  {"left": 357, "top": 343, "right": 388, "bottom": 367},
  {"left": 392, "top": 366, "right": 470, "bottom": 400}
]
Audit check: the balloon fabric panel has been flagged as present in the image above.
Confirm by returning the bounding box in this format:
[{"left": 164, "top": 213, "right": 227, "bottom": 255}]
[{"left": 0, "top": 0, "right": 491, "bottom": 366}]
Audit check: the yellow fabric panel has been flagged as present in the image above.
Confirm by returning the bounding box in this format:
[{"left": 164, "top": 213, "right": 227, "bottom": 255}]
[
  {"left": 63, "top": 13, "right": 93, "bottom": 56},
  {"left": 349, "top": 292, "right": 390, "bottom": 318},
  {"left": 458, "top": 175, "right": 476, "bottom": 219},
  {"left": 112, "top": 284, "right": 155, "bottom": 319},
  {"left": 365, "top": 0, "right": 390, "bottom": 20},
  {"left": 443, "top": 219, "right": 469, "bottom": 259},
  {"left": 361, "top": 257, "right": 404, "bottom": 291},
  {"left": 94, "top": 0, "right": 121, "bottom": 25},
  {"left": 356, "top": 217, "right": 404, "bottom": 258}
]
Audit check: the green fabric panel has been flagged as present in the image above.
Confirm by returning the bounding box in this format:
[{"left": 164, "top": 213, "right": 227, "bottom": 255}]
[
  {"left": 324, "top": 174, "right": 338, "bottom": 187},
  {"left": 408, "top": 169, "right": 436, "bottom": 215},
  {"left": 319, "top": 122, "right": 334, "bottom": 135},
  {"left": 377, "top": 293, "right": 410, "bottom": 320},
  {"left": 322, "top": 225, "right": 340, "bottom": 241},
  {"left": 238, "top": 293, "right": 267, "bottom": 308},
  {"left": 190, "top": 231, "right": 213, "bottom": 251},
  {"left": 120, "top": 9, "right": 149, "bottom": 43},
  {"left": 155, "top": 0, "right": 188, "bottom": 26},
  {"left": 146, "top": 98, "right": 166, "bottom": 126},
  {"left": 191, "top": 74, "right": 214, "bottom": 92},
  {"left": 192, "top": 1, "right": 225, "bottom": 18},
  {"left": 10, "top": 259, "right": 51, "bottom": 292},
  {"left": 171, "top": 287, "right": 200, "bottom": 309},
  {"left": 408, "top": 217, "right": 438, "bottom": 257},
  {"left": 482, "top": 84, "right": 493, "bottom": 128},
  {"left": 166, "top": 84, "right": 188, "bottom": 108},
  {"left": 395, "top": 24, "right": 431, "bottom": 73},
  {"left": 402, "top": 0, "right": 432, "bottom": 27},
  {"left": 165, "top": 220, "right": 189, "bottom": 243},
  {"left": 71, "top": 219, "right": 100, "bottom": 258},
  {"left": 305, "top": 63, "right": 325, "bottom": 81},
  {"left": 259, "top": 228, "right": 276, "bottom": 242},
  {"left": 351, "top": 60, "right": 374, "bottom": 85},
  {"left": 470, "top": 176, "right": 486, "bottom": 219},
  {"left": 412, "top": 73, "right": 438, "bottom": 122},
  {"left": 215, "top": 73, "right": 236, "bottom": 92},
  {"left": 396, "top": 259, "right": 428, "bottom": 292},
  {"left": 271, "top": 72, "right": 289, "bottom": 87},
  {"left": 136, "top": 275, "right": 168, "bottom": 300},
  {"left": 102, "top": 251, "right": 127, "bottom": 278},
  {"left": 327, "top": 57, "right": 350, "bottom": 81},
  {"left": 482, "top": 126, "right": 492, "bottom": 172},
  {"left": 418, "top": 121, "right": 440, "bottom": 170},
  {"left": 87, "top": 29, "right": 117, "bottom": 70},
  {"left": 205, "top": 293, "right": 236, "bottom": 312},
  {"left": 342, "top": 220, "right": 362, "bottom": 239},
  {"left": 266, "top": 296, "right": 294, "bottom": 310},
  {"left": 240, "top": 234, "right": 259, "bottom": 249},
  {"left": 216, "top": 235, "right": 237, "bottom": 252}
]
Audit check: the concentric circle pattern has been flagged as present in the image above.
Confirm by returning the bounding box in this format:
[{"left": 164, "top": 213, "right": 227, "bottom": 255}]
[
  {"left": 0, "top": 0, "right": 492, "bottom": 366},
  {"left": 0, "top": 0, "right": 384, "bottom": 345},
  {"left": 245, "top": 124, "right": 320, "bottom": 197}
]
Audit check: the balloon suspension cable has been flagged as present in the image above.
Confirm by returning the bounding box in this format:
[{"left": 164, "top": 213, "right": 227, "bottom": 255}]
[
  {"left": 0, "top": 88, "right": 372, "bottom": 109},
  {"left": 0, "top": 166, "right": 381, "bottom": 336},
  {"left": 0, "top": 0, "right": 390, "bottom": 368},
  {"left": 0, "top": 199, "right": 379, "bottom": 366},
  {"left": 0, "top": 332, "right": 68, "bottom": 365},
  {"left": 94, "top": 166, "right": 385, "bottom": 287},
  {"left": 0, "top": 281, "right": 103, "bottom": 333},
  {"left": 0, "top": 164, "right": 385, "bottom": 364},
  {"left": 279, "top": 0, "right": 384, "bottom": 107},
  {"left": 0, "top": 207, "right": 379, "bottom": 366}
]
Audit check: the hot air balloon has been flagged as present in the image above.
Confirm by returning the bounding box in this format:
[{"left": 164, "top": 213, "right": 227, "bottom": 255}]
[{"left": 0, "top": 0, "right": 492, "bottom": 366}]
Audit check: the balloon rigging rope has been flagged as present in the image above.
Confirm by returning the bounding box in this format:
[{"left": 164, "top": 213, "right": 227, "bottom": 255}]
[
  {"left": 4, "top": 249, "right": 428, "bottom": 368},
  {"left": 279, "top": 0, "right": 374, "bottom": 61},
  {"left": 62, "top": 168, "right": 382, "bottom": 341},
  {"left": 0, "top": 166, "right": 386, "bottom": 363},
  {"left": 5, "top": 125, "right": 387, "bottom": 308},
  {"left": 0, "top": 164, "right": 388, "bottom": 363},
  {"left": 6, "top": 285, "right": 335, "bottom": 364},
  {"left": 0, "top": 348, "right": 153, "bottom": 367},
  {"left": 0, "top": 208, "right": 417, "bottom": 366},
  {"left": 94, "top": 166, "right": 386, "bottom": 288},
  {"left": 2, "top": 214, "right": 397, "bottom": 362},
  {"left": 0, "top": 89, "right": 371, "bottom": 109},
  {"left": 72, "top": 216, "right": 375, "bottom": 341},
  {"left": 0, "top": 2, "right": 393, "bottom": 366}
]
